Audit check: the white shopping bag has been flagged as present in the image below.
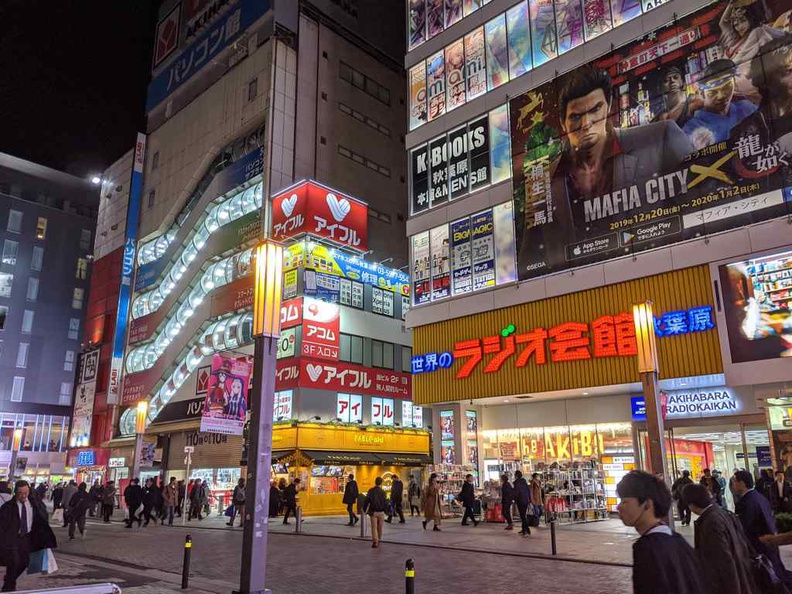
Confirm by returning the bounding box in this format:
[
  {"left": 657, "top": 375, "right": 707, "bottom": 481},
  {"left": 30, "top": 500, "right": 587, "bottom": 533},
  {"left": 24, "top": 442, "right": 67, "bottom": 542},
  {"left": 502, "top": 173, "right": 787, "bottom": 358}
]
[{"left": 44, "top": 549, "right": 58, "bottom": 575}]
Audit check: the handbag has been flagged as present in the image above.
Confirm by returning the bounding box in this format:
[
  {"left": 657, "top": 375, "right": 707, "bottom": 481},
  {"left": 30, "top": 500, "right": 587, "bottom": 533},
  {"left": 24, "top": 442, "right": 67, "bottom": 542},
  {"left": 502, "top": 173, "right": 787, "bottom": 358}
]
[
  {"left": 27, "top": 550, "right": 47, "bottom": 575},
  {"left": 224, "top": 505, "right": 235, "bottom": 517},
  {"left": 51, "top": 508, "right": 64, "bottom": 523},
  {"left": 752, "top": 553, "right": 787, "bottom": 594},
  {"left": 44, "top": 549, "right": 58, "bottom": 575}
]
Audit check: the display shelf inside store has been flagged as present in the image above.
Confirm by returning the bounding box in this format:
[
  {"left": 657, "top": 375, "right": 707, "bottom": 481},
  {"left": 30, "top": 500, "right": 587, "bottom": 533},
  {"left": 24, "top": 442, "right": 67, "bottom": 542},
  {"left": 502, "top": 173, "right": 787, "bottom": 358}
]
[{"left": 542, "top": 464, "right": 609, "bottom": 524}]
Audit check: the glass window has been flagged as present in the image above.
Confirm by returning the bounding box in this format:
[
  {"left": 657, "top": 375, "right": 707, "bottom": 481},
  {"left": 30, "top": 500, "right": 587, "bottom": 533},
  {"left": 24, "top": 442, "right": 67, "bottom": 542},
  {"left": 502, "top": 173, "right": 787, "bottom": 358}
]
[
  {"left": 401, "top": 346, "right": 412, "bottom": 372},
  {"left": 152, "top": 151, "right": 160, "bottom": 170},
  {"left": 26, "top": 278, "right": 38, "bottom": 301},
  {"left": 339, "top": 334, "right": 351, "bottom": 362},
  {"left": 485, "top": 15, "right": 509, "bottom": 90},
  {"left": 489, "top": 105, "right": 512, "bottom": 185},
  {"left": 72, "top": 288, "right": 84, "bottom": 309},
  {"left": 0, "top": 306, "right": 7, "bottom": 329},
  {"left": 583, "top": 0, "right": 613, "bottom": 40},
  {"left": 465, "top": 28, "right": 487, "bottom": 101},
  {"left": 0, "top": 272, "right": 13, "bottom": 297},
  {"left": 7, "top": 210, "right": 22, "bottom": 233},
  {"left": 64, "top": 350, "right": 75, "bottom": 372},
  {"left": 554, "top": 0, "right": 584, "bottom": 54},
  {"left": 31, "top": 246, "right": 43, "bottom": 271},
  {"left": 36, "top": 217, "right": 47, "bottom": 240},
  {"left": 80, "top": 229, "right": 92, "bottom": 251},
  {"left": 383, "top": 342, "right": 394, "bottom": 369},
  {"left": 350, "top": 335, "right": 363, "bottom": 364},
  {"left": 21, "top": 310, "right": 33, "bottom": 334},
  {"left": 611, "top": 0, "right": 641, "bottom": 26},
  {"left": 248, "top": 77, "right": 258, "bottom": 101},
  {"left": 506, "top": 2, "right": 533, "bottom": 78},
  {"left": 15, "top": 343, "right": 28, "bottom": 368},
  {"left": 11, "top": 377, "right": 24, "bottom": 402},
  {"left": 426, "top": 51, "right": 446, "bottom": 121},
  {"left": 2, "top": 240, "right": 18, "bottom": 265},
  {"left": 76, "top": 258, "right": 88, "bottom": 280},
  {"left": 530, "top": 0, "right": 558, "bottom": 67},
  {"left": 68, "top": 318, "right": 80, "bottom": 340},
  {"left": 59, "top": 382, "right": 71, "bottom": 406}
]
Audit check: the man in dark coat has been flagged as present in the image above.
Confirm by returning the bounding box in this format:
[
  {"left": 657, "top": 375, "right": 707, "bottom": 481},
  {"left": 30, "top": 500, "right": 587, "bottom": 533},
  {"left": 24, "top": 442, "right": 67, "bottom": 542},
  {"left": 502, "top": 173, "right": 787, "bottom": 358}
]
[
  {"left": 88, "top": 480, "right": 102, "bottom": 517},
  {"left": 683, "top": 483, "right": 757, "bottom": 594},
  {"left": 734, "top": 470, "right": 791, "bottom": 585},
  {"left": 67, "top": 483, "right": 92, "bottom": 540},
  {"left": 513, "top": 470, "right": 531, "bottom": 536},
  {"left": 268, "top": 481, "right": 281, "bottom": 518},
  {"left": 671, "top": 470, "right": 694, "bottom": 526},
  {"left": 459, "top": 474, "right": 478, "bottom": 526},
  {"left": 617, "top": 471, "right": 704, "bottom": 594},
  {"left": 282, "top": 478, "right": 300, "bottom": 525},
  {"left": 123, "top": 478, "right": 144, "bottom": 528},
  {"left": 770, "top": 471, "right": 792, "bottom": 513},
  {"left": 386, "top": 475, "right": 405, "bottom": 524},
  {"left": 700, "top": 469, "right": 723, "bottom": 507},
  {"left": 342, "top": 474, "right": 359, "bottom": 526},
  {"left": 500, "top": 474, "right": 515, "bottom": 530}
]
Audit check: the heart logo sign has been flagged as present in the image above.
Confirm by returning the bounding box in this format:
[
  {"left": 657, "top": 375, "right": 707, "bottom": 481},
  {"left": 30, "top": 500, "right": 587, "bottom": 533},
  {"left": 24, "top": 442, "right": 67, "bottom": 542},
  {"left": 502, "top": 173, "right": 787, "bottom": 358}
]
[
  {"left": 306, "top": 364, "right": 323, "bottom": 382},
  {"left": 326, "top": 193, "right": 351, "bottom": 222},
  {"left": 281, "top": 194, "right": 298, "bottom": 217}
]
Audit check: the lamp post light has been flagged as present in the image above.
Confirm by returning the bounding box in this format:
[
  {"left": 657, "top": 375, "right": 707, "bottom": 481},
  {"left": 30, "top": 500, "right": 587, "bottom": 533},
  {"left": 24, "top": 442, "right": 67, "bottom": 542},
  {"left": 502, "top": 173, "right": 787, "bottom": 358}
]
[
  {"left": 130, "top": 400, "right": 149, "bottom": 481},
  {"left": 8, "top": 428, "right": 24, "bottom": 480},
  {"left": 237, "top": 241, "right": 283, "bottom": 594}
]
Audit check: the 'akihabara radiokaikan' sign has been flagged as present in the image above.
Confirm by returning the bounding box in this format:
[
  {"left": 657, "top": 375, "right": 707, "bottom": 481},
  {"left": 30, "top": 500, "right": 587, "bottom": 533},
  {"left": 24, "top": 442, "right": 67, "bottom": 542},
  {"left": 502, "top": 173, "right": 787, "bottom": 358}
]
[{"left": 271, "top": 180, "right": 368, "bottom": 252}]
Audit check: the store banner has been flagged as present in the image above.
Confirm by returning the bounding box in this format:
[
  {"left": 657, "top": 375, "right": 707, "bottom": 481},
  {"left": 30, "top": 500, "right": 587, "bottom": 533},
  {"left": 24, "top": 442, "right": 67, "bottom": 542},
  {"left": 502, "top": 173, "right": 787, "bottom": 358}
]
[
  {"left": 210, "top": 276, "right": 254, "bottom": 317},
  {"left": 471, "top": 210, "right": 495, "bottom": 291},
  {"left": 511, "top": 3, "right": 792, "bottom": 281},
  {"left": 372, "top": 397, "right": 395, "bottom": 426},
  {"left": 200, "top": 353, "right": 252, "bottom": 435},
  {"left": 306, "top": 242, "right": 410, "bottom": 296},
  {"left": 430, "top": 225, "right": 450, "bottom": 300},
  {"left": 302, "top": 297, "right": 340, "bottom": 361},
  {"left": 304, "top": 270, "right": 341, "bottom": 302},
  {"left": 451, "top": 217, "right": 472, "bottom": 295},
  {"left": 122, "top": 360, "right": 166, "bottom": 406},
  {"left": 271, "top": 181, "right": 368, "bottom": 252},
  {"left": 80, "top": 348, "right": 100, "bottom": 384},
  {"left": 280, "top": 297, "right": 303, "bottom": 329},
  {"left": 283, "top": 358, "right": 411, "bottom": 398},
  {"left": 274, "top": 390, "right": 293, "bottom": 420},
  {"left": 412, "top": 232, "right": 431, "bottom": 305},
  {"left": 73, "top": 381, "right": 96, "bottom": 418}
]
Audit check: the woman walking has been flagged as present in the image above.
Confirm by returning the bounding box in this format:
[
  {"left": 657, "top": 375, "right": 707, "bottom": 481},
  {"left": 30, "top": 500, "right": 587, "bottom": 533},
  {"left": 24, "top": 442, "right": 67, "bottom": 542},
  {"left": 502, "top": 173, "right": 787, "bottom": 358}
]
[
  {"left": 422, "top": 473, "right": 442, "bottom": 532},
  {"left": 408, "top": 477, "right": 421, "bottom": 516}
]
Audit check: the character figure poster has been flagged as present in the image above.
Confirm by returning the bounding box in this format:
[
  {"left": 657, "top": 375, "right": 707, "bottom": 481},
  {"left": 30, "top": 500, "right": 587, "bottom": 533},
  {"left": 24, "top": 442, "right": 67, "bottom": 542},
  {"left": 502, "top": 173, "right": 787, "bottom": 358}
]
[{"left": 200, "top": 353, "right": 252, "bottom": 435}]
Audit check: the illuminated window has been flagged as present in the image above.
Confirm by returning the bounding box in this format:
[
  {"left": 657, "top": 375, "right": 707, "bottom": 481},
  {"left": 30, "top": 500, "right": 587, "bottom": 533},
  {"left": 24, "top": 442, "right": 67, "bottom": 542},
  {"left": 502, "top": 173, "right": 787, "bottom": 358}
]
[
  {"left": 68, "top": 318, "right": 80, "bottom": 340},
  {"left": 64, "top": 350, "right": 75, "bottom": 372},
  {"left": 76, "top": 258, "right": 88, "bottom": 280},
  {"left": 2, "top": 240, "right": 18, "bottom": 266},
  {"left": 11, "top": 377, "right": 24, "bottom": 402},
  {"left": 247, "top": 77, "right": 258, "bottom": 102},
  {"left": 21, "top": 310, "right": 33, "bottom": 334},
  {"left": 0, "top": 306, "right": 7, "bottom": 329},
  {"left": 79, "top": 229, "right": 92, "bottom": 251},
  {"left": 15, "top": 342, "right": 28, "bottom": 368},
  {"left": 72, "top": 288, "right": 84, "bottom": 310},
  {"left": 30, "top": 246, "right": 43, "bottom": 271},
  {"left": 36, "top": 217, "right": 47, "bottom": 240},
  {"left": 6, "top": 210, "right": 22, "bottom": 233},
  {"left": 0, "top": 272, "right": 13, "bottom": 297},
  {"left": 59, "top": 382, "right": 72, "bottom": 406},
  {"left": 26, "top": 278, "right": 38, "bottom": 301}
]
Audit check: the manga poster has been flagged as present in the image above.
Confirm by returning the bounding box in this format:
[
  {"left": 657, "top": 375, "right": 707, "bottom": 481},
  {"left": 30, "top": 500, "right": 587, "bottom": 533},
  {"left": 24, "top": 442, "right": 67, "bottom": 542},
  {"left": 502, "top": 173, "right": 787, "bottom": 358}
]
[
  {"left": 529, "top": 0, "right": 558, "bottom": 67},
  {"left": 610, "top": 0, "right": 642, "bottom": 26},
  {"left": 583, "top": 0, "right": 613, "bottom": 40},
  {"left": 506, "top": 2, "right": 533, "bottom": 79},
  {"left": 200, "top": 353, "right": 252, "bottom": 435},
  {"left": 451, "top": 217, "right": 473, "bottom": 295},
  {"left": 472, "top": 209, "right": 496, "bottom": 290},
  {"left": 412, "top": 231, "right": 431, "bottom": 305},
  {"left": 511, "top": 0, "right": 792, "bottom": 281},
  {"left": 446, "top": 0, "right": 464, "bottom": 27},
  {"left": 446, "top": 39, "right": 466, "bottom": 111},
  {"left": 409, "top": 0, "right": 427, "bottom": 50},
  {"left": 431, "top": 225, "right": 451, "bottom": 300},
  {"left": 428, "top": 0, "right": 445, "bottom": 38},
  {"left": 465, "top": 28, "right": 488, "bottom": 101},
  {"left": 427, "top": 51, "right": 447, "bottom": 121},
  {"left": 485, "top": 14, "right": 510, "bottom": 89},
  {"left": 555, "top": 0, "right": 585, "bottom": 53},
  {"left": 409, "top": 62, "right": 428, "bottom": 130}
]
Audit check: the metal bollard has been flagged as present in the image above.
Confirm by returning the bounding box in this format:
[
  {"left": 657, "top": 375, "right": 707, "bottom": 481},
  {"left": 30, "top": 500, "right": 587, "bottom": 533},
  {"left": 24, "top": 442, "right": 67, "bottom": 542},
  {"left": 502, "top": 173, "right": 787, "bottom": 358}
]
[
  {"left": 405, "top": 559, "right": 415, "bottom": 594},
  {"left": 295, "top": 506, "right": 302, "bottom": 533},
  {"left": 360, "top": 512, "right": 366, "bottom": 538},
  {"left": 182, "top": 534, "right": 192, "bottom": 589},
  {"left": 550, "top": 520, "right": 557, "bottom": 556}
]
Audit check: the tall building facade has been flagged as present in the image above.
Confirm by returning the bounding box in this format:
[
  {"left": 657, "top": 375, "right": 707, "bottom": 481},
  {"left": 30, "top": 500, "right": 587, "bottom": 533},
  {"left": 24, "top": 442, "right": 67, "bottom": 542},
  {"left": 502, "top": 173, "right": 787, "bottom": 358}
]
[
  {"left": 405, "top": 0, "right": 792, "bottom": 517},
  {"left": 0, "top": 152, "right": 98, "bottom": 481},
  {"left": 70, "top": 0, "right": 430, "bottom": 511}
]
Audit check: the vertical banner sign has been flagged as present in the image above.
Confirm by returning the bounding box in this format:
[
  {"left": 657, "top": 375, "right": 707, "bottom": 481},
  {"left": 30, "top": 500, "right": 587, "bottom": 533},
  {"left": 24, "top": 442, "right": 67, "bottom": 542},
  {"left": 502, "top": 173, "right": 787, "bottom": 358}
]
[
  {"left": 411, "top": 145, "right": 430, "bottom": 214},
  {"left": 493, "top": 202, "right": 518, "bottom": 285},
  {"left": 451, "top": 217, "right": 472, "bottom": 295},
  {"left": 440, "top": 410, "right": 456, "bottom": 464},
  {"left": 109, "top": 133, "right": 146, "bottom": 405},
  {"left": 471, "top": 210, "right": 495, "bottom": 290},
  {"left": 427, "top": 51, "right": 446, "bottom": 122},
  {"left": 412, "top": 232, "right": 431, "bottom": 305},
  {"left": 200, "top": 353, "right": 252, "bottom": 435},
  {"left": 409, "top": 62, "right": 428, "bottom": 130},
  {"left": 466, "top": 410, "right": 479, "bottom": 468},
  {"left": 446, "top": 39, "right": 466, "bottom": 111},
  {"left": 465, "top": 28, "right": 487, "bottom": 101},
  {"left": 301, "top": 297, "right": 340, "bottom": 361},
  {"left": 430, "top": 225, "right": 450, "bottom": 300}
]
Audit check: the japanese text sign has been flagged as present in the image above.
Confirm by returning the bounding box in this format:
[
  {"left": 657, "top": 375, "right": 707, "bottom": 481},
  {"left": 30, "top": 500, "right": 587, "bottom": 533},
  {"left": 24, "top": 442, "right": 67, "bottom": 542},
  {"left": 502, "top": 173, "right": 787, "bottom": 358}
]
[
  {"left": 337, "top": 393, "right": 363, "bottom": 423},
  {"left": 301, "top": 297, "right": 340, "bottom": 361}
]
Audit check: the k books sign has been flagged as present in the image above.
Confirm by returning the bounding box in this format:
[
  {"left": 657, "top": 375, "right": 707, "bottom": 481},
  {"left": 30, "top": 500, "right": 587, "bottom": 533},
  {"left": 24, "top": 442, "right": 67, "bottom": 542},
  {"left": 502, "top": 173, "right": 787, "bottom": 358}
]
[
  {"left": 271, "top": 180, "right": 368, "bottom": 252},
  {"left": 510, "top": 3, "right": 792, "bottom": 281}
]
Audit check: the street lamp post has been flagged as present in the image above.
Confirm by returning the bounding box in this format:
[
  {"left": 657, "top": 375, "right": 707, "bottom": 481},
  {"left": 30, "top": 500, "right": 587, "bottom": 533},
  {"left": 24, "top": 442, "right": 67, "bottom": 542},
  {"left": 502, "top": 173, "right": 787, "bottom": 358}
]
[
  {"left": 8, "top": 428, "right": 24, "bottom": 480},
  {"left": 130, "top": 400, "right": 148, "bottom": 481},
  {"left": 237, "top": 242, "right": 283, "bottom": 594}
]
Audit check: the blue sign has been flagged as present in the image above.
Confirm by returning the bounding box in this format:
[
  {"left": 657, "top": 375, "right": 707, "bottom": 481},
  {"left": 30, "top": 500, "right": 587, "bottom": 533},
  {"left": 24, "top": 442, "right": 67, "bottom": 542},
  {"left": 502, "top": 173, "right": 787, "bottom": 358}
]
[
  {"left": 146, "top": 0, "right": 272, "bottom": 111},
  {"left": 654, "top": 305, "right": 715, "bottom": 337},
  {"left": 134, "top": 257, "right": 168, "bottom": 292},
  {"left": 631, "top": 397, "right": 647, "bottom": 421},
  {"left": 76, "top": 450, "right": 96, "bottom": 467},
  {"left": 412, "top": 352, "right": 454, "bottom": 374},
  {"left": 331, "top": 248, "right": 410, "bottom": 295},
  {"left": 757, "top": 446, "right": 772, "bottom": 467},
  {"left": 216, "top": 147, "right": 265, "bottom": 192}
]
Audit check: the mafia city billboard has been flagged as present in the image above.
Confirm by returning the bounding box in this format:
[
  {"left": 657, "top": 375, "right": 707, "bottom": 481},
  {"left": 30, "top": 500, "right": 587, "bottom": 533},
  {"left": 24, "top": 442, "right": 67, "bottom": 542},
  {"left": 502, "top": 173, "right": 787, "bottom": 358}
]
[{"left": 511, "top": 1, "right": 792, "bottom": 280}]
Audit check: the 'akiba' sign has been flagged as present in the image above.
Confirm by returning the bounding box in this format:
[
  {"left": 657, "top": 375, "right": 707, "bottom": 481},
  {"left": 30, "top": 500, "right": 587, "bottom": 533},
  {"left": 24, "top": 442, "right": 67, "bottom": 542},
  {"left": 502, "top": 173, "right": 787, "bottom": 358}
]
[
  {"left": 271, "top": 180, "right": 368, "bottom": 252},
  {"left": 412, "top": 305, "right": 715, "bottom": 378}
]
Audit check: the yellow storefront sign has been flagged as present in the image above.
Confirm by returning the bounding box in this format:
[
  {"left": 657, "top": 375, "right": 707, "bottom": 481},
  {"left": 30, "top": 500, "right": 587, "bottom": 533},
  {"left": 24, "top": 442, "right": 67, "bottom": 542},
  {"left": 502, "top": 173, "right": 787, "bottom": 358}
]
[
  {"left": 272, "top": 424, "right": 429, "bottom": 454},
  {"left": 413, "top": 266, "right": 723, "bottom": 404}
]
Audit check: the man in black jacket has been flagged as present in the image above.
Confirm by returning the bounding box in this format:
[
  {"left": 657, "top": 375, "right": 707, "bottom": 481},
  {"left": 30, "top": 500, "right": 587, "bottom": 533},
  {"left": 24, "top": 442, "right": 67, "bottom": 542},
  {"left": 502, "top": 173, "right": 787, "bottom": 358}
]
[
  {"left": 682, "top": 483, "right": 757, "bottom": 594},
  {"left": 364, "top": 477, "right": 388, "bottom": 548},
  {"left": 459, "top": 474, "right": 478, "bottom": 527},
  {"left": 282, "top": 478, "right": 300, "bottom": 525},
  {"left": 513, "top": 471, "right": 531, "bottom": 536},
  {"left": 671, "top": 470, "right": 694, "bottom": 526},
  {"left": 386, "top": 476, "right": 405, "bottom": 524},
  {"left": 617, "top": 471, "right": 704, "bottom": 594},
  {"left": 124, "top": 478, "right": 144, "bottom": 528},
  {"left": 500, "top": 474, "right": 515, "bottom": 530},
  {"left": 67, "top": 483, "right": 92, "bottom": 540},
  {"left": 0, "top": 480, "right": 34, "bottom": 592},
  {"left": 342, "top": 474, "right": 359, "bottom": 526}
]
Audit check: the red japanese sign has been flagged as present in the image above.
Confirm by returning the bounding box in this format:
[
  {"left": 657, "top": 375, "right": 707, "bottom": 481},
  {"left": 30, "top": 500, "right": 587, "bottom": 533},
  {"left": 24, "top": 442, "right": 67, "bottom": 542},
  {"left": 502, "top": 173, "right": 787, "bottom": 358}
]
[
  {"left": 210, "top": 276, "right": 254, "bottom": 317},
  {"left": 301, "top": 297, "right": 340, "bottom": 361},
  {"left": 271, "top": 181, "right": 368, "bottom": 252},
  {"left": 121, "top": 361, "right": 166, "bottom": 405},
  {"left": 128, "top": 307, "right": 168, "bottom": 346},
  {"left": 274, "top": 357, "right": 411, "bottom": 398},
  {"left": 280, "top": 297, "right": 303, "bottom": 329},
  {"left": 453, "top": 312, "right": 638, "bottom": 379}
]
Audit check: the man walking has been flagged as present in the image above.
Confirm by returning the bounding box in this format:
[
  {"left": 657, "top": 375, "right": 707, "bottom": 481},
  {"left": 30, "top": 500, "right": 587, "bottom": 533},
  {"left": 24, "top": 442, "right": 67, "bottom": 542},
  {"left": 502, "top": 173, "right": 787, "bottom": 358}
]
[
  {"left": 162, "top": 477, "right": 178, "bottom": 526},
  {"left": 142, "top": 479, "right": 158, "bottom": 526},
  {"left": 101, "top": 481, "right": 116, "bottom": 523},
  {"left": 513, "top": 470, "right": 531, "bottom": 536},
  {"left": 61, "top": 479, "right": 77, "bottom": 528},
  {"left": 616, "top": 471, "right": 703, "bottom": 593},
  {"left": 700, "top": 468, "right": 723, "bottom": 507},
  {"left": 342, "top": 474, "right": 359, "bottom": 526},
  {"left": 671, "top": 470, "right": 694, "bottom": 526},
  {"left": 386, "top": 475, "right": 405, "bottom": 524},
  {"left": 530, "top": 473, "right": 544, "bottom": 520},
  {"left": 282, "top": 478, "right": 300, "bottom": 525},
  {"left": 459, "top": 474, "right": 478, "bottom": 526},
  {"left": 124, "top": 478, "right": 144, "bottom": 528},
  {"left": 67, "top": 482, "right": 92, "bottom": 540},
  {"left": 682, "top": 483, "right": 757, "bottom": 593},
  {"left": 408, "top": 477, "right": 421, "bottom": 516},
  {"left": 500, "top": 474, "right": 515, "bottom": 531},
  {"left": 227, "top": 478, "right": 245, "bottom": 528},
  {"left": 364, "top": 477, "right": 388, "bottom": 549},
  {"left": 0, "top": 480, "right": 34, "bottom": 592},
  {"left": 88, "top": 480, "right": 102, "bottom": 518},
  {"left": 733, "top": 469, "right": 791, "bottom": 584}
]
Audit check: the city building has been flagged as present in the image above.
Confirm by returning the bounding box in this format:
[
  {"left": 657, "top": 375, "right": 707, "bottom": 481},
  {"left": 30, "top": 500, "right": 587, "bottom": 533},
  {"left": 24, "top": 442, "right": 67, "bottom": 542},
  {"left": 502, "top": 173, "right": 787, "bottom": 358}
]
[
  {"left": 0, "top": 152, "right": 98, "bottom": 483},
  {"left": 68, "top": 0, "right": 430, "bottom": 510},
  {"left": 404, "top": 0, "right": 792, "bottom": 520}
]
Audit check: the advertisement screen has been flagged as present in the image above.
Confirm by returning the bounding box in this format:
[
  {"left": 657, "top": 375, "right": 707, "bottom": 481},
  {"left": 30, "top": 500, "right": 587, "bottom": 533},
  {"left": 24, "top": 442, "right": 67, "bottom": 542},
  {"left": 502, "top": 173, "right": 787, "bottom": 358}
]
[
  {"left": 412, "top": 232, "right": 431, "bottom": 305},
  {"left": 427, "top": 51, "right": 446, "bottom": 122},
  {"left": 485, "top": 14, "right": 510, "bottom": 90},
  {"left": 200, "top": 353, "right": 252, "bottom": 435},
  {"left": 506, "top": 2, "right": 533, "bottom": 79},
  {"left": 465, "top": 28, "right": 487, "bottom": 101},
  {"left": 409, "top": 62, "right": 428, "bottom": 131},
  {"left": 511, "top": 3, "right": 792, "bottom": 281},
  {"left": 719, "top": 250, "right": 792, "bottom": 363},
  {"left": 446, "top": 39, "right": 466, "bottom": 112}
]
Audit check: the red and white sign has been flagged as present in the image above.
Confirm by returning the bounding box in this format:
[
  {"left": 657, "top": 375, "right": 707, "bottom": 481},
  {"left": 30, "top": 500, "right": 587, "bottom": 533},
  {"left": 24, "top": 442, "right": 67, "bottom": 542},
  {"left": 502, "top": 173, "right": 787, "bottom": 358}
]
[
  {"left": 372, "top": 397, "right": 395, "bottom": 426},
  {"left": 282, "top": 358, "right": 411, "bottom": 398},
  {"left": 195, "top": 366, "right": 211, "bottom": 394},
  {"left": 271, "top": 181, "right": 368, "bottom": 252},
  {"left": 280, "top": 297, "right": 303, "bottom": 329},
  {"left": 129, "top": 309, "right": 166, "bottom": 346},
  {"left": 301, "top": 297, "right": 340, "bottom": 361},
  {"left": 153, "top": 4, "right": 181, "bottom": 68},
  {"left": 336, "top": 393, "right": 363, "bottom": 423},
  {"left": 210, "top": 276, "right": 254, "bottom": 317},
  {"left": 274, "top": 390, "right": 293, "bottom": 420},
  {"left": 121, "top": 362, "right": 166, "bottom": 405}
]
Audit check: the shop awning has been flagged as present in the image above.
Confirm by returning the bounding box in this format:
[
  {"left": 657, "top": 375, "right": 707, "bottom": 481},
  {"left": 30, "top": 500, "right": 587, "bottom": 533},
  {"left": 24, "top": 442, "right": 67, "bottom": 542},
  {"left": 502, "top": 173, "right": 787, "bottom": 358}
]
[
  {"left": 376, "top": 453, "right": 432, "bottom": 467},
  {"left": 301, "top": 450, "right": 380, "bottom": 465},
  {"left": 271, "top": 450, "right": 295, "bottom": 464}
]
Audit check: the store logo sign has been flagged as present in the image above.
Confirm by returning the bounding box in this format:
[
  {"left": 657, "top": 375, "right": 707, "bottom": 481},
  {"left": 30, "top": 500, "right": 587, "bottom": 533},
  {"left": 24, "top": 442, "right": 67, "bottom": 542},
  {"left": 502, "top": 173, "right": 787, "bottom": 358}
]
[
  {"left": 412, "top": 305, "right": 715, "bottom": 378},
  {"left": 631, "top": 388, "right": 741, "bottom": 421}
]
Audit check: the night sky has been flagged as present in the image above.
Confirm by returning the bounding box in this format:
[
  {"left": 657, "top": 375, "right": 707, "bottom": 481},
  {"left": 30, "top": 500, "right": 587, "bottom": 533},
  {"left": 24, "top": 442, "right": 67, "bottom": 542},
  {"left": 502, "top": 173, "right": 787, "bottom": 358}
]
[{"left": 0, "top": 1, "right": 159, "bottom": 177}]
